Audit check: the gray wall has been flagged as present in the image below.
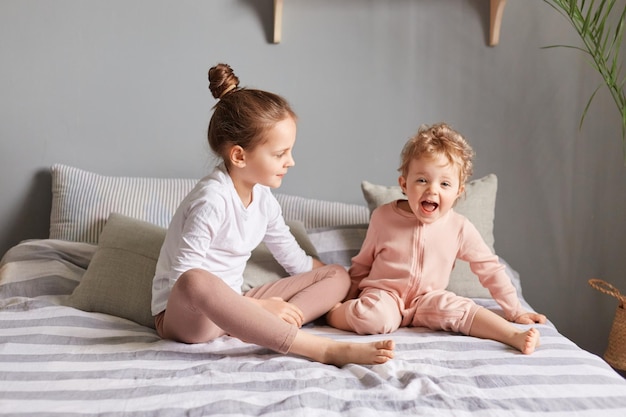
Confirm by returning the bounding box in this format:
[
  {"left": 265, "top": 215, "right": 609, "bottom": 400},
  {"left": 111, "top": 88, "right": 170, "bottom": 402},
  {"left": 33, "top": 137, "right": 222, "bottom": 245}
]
[{"left": 1, "top": 0, "right": 625, "bottom": 358}]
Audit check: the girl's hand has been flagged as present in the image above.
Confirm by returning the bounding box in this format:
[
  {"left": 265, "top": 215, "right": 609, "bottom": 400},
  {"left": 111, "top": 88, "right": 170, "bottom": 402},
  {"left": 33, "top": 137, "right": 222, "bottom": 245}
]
[
  {"left": 515, "top": 312, "right": 547, "bottom": 325},
  {"left": 255, "top": 297, "right": 304, "bottom": 327},
  {"left": 312, "top": 257, "right": 325, "bottom": 269}
]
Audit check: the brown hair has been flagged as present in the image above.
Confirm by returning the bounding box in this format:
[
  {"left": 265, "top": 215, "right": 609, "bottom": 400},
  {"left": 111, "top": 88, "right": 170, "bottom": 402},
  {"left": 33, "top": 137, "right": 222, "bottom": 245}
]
[
  {"left": 207, "top": 63, "right": 297, "bottom": 165},
  {"left": 398, "top": 122, "right": 474, "bottom": 184}
]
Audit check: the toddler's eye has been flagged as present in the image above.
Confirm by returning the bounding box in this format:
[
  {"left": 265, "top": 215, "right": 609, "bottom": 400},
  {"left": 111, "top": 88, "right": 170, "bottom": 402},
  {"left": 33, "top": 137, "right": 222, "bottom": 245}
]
[
  {"left": 417, "top": 178, "right": 427, "bottom": 184},
  {"left": 442, "top": 181, "right": 451, "bottom": 187}
]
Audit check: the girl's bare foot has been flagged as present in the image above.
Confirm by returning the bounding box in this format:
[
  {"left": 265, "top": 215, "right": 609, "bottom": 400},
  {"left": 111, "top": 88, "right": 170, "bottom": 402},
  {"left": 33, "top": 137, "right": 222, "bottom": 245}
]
[
  {"left": 289, "top": 331, "right": 395, "bottom": 367},
  {"left": 323, "top": 339, "right": 395, "bottom": 367},
  {"left": 515, "top": 327, "right": 540, "bottom": 354}
]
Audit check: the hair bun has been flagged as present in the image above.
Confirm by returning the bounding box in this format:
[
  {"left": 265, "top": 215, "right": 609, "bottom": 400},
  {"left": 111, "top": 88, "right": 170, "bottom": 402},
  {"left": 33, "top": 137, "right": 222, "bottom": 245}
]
[{"left": 208, "top": 63, "right": 240, "bottom": 99}]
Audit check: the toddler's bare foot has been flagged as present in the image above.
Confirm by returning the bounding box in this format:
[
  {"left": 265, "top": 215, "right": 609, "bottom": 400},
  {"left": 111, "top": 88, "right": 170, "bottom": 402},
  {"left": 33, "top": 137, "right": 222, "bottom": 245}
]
[
  {"left": 516, "top": 327, "right": 540, "bottom": 354},
  {"left": 323, "top": 339, "right": 395, "bottom": 367}
]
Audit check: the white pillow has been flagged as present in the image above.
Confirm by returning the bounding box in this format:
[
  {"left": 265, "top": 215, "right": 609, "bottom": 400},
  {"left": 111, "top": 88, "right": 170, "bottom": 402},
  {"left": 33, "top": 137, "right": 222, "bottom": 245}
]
[
  {"left": 361, "top": 174, "right": 498, "bottom": 298},
  {"left": 50, "top": 164, "right": 198, "bottom": 244}
]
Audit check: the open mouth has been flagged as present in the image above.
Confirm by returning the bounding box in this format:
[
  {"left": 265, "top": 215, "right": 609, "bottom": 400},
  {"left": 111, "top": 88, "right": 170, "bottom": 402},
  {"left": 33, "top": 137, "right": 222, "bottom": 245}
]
[{"left": 421, "top": 200, "right": 439, "bottom": 213}]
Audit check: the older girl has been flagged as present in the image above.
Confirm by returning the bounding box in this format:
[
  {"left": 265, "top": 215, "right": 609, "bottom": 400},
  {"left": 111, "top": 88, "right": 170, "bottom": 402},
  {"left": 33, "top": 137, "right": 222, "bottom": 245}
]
[{"left": 151, "top": 63, "right": 394, "bottom": 366}]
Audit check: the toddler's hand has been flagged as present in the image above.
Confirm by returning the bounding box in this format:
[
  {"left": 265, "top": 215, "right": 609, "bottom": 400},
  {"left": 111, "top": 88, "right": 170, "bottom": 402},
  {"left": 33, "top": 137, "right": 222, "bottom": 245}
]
[{"left": 515, "top": 312, "right": 547, "bottom": 325}]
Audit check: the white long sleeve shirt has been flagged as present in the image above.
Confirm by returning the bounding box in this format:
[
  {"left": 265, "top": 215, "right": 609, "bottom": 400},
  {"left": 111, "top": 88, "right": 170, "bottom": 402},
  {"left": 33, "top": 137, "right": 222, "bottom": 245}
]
[{"left": 151, "top": 164, "right": 312, "bottom": 316}]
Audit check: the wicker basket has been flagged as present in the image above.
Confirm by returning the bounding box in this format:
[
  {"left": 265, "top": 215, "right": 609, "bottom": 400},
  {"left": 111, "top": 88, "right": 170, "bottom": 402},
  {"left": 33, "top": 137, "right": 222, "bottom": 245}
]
[{"left": 589, "top": 278, "right": 626, "bottom": 370}]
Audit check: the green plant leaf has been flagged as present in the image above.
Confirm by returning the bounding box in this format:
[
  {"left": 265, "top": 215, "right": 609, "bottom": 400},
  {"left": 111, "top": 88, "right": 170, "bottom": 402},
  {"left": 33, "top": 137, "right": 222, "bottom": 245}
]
[{"left": 544, "top": 0, "right": 626, "bottom": 161}]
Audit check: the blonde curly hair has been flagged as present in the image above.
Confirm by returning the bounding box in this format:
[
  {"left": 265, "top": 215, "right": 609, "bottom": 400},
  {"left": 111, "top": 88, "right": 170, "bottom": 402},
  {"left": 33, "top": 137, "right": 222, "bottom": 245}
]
[{"left": 398, "top": 122, "right": 474, "bottom": 185}]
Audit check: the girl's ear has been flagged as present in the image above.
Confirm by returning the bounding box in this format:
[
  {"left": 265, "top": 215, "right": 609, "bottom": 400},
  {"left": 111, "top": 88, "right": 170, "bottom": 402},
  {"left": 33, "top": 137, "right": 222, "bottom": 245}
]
[{"left": 229, "top": 145, "right": 246, "bottom": 168}]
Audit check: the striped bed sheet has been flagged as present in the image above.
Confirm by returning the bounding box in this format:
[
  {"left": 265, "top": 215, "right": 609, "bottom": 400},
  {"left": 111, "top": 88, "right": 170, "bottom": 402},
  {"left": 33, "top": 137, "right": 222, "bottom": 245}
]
[{"left": 1, "top": 242, "right": 626, "bottom": 416}]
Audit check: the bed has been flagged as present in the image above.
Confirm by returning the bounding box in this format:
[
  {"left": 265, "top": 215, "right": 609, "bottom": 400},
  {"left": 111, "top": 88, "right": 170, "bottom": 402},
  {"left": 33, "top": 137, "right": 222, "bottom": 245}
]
[{"left": 1, "top": 164, "right": 626, "bottom": 416}]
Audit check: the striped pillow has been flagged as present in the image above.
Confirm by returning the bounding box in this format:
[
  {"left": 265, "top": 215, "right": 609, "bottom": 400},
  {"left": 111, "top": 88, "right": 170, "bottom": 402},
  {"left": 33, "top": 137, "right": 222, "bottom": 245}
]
[
  {"left": 274, "top": 193, "right": 369, "bottom": 230},
  {"left": 50, "top": 164, "right": 198, "bottom": 244},
  {"left": 49, "top": 164, "right": 371, "bottom": 245}
]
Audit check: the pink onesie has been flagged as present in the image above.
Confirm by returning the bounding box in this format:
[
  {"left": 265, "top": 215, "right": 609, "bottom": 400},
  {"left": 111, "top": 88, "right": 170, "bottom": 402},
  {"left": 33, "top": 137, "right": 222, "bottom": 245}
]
[{"left": 341, "top": 200, "right": 525, "bottom": 335}]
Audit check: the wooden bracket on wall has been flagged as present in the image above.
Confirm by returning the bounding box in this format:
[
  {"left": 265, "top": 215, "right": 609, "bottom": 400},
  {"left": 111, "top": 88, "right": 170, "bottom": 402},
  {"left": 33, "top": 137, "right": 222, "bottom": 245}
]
[
  {"left": 272, "top": 0, "right": 507, "bottom": 46},
  {"left": 490, "top": 0, "right": 507, "bottom": 46},
  {"left": 273, "top": 0, "right": 283, "bottom": 44}
]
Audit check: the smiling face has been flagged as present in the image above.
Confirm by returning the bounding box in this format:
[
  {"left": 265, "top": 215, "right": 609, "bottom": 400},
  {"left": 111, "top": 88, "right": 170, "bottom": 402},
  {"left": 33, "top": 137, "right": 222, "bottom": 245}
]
[
  {"left": 398, "top": 153, "right": 464, "bottom": 224},
  {"left": 229, "top": 116, "right": 297, "bottom": 205}
]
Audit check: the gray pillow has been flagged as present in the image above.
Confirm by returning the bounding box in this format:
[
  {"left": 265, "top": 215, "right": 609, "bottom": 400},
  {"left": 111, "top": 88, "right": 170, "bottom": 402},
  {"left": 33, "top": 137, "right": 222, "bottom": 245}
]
[
  {"left": 361, "top": 174, "right": 498, "bottom": 298},
  {"left": 0, "top": 239, "right": 96, "bottom": 298},
  {"left": 241, "top": 221, "right": 318, "bottom": 292},
  {"left": 306, "top": 225, "right": 369, "bottom": 268},
  {"left": 66, "top": 213, "right": 318, "bottom": 328}
]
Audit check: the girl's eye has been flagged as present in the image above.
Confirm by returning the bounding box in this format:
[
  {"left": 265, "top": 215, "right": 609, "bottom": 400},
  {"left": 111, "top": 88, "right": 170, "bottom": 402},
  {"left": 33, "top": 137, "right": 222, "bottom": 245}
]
[
  {"left": 442, "top": 182, "right": 451, "bottom": 187},
  {"left": 417, "top": 178, "right": 427, "bottom": 184}
]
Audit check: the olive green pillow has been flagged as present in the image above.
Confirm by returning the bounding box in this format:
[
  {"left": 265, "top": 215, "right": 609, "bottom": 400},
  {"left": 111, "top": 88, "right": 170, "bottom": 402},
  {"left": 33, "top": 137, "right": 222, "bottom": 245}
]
[{"left": 66, "top": 213, "right": 317, "bottom": 328}]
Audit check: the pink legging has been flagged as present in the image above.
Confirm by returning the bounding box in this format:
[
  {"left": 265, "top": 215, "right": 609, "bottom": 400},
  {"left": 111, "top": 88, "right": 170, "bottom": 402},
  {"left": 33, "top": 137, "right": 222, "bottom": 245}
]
[
  {"left": 154, "top": 264, "right": 350, "bottom": 353},
  {"left": 338, "top": 288, "right": 481, "bottom": 335}
]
